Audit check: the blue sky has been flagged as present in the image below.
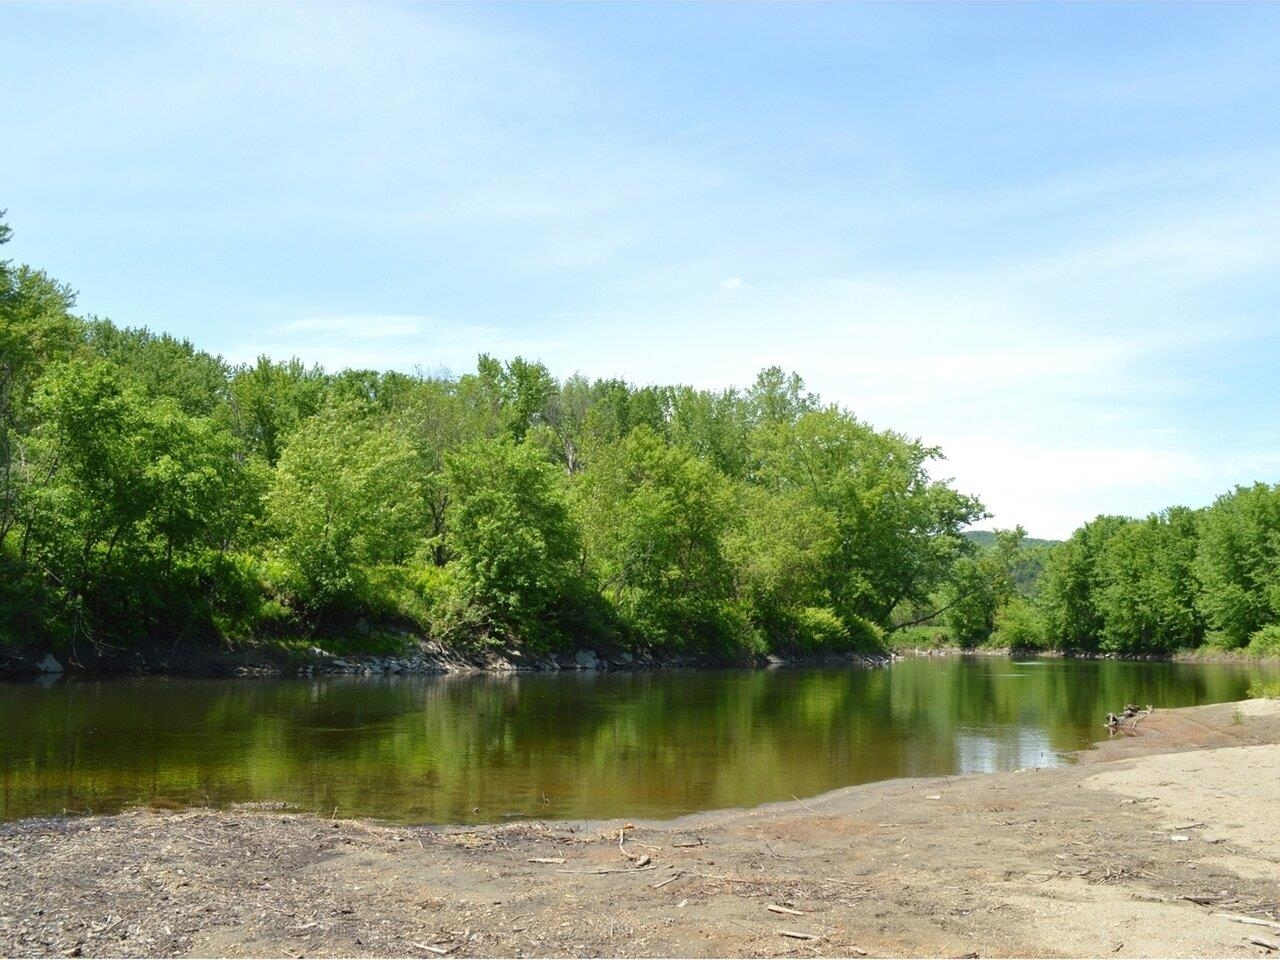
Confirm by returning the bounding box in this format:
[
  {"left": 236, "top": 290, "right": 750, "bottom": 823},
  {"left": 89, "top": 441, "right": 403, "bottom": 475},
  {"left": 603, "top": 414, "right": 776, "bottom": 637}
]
[{"left": 4, "top": 2, "right": 1280, "bottom": 538}]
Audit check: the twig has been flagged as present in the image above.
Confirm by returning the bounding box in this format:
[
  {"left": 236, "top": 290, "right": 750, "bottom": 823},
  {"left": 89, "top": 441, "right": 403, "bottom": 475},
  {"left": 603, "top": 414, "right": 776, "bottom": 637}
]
[
  {"left": 790, "top": 795, "right": 832, "bottom": 818},
  {"left": 651, "top": 873, "right": 682, "bottom": 889},
  {"left": 409, "top": 942, "right": 451, "bottom": 955},
  {"left": 1248, "top": 936, "right": 1280, "bottom": 952},
  {"left": 1214, "top": 914, "right": 1280, "bottom": 932},
  {"left": 778, "top": 929, "right": 821, "bottom": 941},
  {"left": 527, "top": 857, "right": 566, "bottom": 864},
  {"left": 768, "top": 904, "right": 806, "bottom": 916},
  {"left": 556, "top": 864, "right": 657, "bottom": 875}
]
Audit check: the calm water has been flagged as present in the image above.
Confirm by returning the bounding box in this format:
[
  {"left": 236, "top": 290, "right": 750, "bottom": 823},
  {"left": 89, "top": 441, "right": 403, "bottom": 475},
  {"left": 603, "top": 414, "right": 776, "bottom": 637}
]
[{"left": 1, "top": 657, "right": 1275, "bottom": 824}]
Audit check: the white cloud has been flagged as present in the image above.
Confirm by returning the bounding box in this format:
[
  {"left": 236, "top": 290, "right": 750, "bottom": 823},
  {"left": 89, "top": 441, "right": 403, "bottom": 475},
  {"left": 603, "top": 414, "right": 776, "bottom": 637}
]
[{"left": 718, "top": 277, "right": 748, "bottom": 291}]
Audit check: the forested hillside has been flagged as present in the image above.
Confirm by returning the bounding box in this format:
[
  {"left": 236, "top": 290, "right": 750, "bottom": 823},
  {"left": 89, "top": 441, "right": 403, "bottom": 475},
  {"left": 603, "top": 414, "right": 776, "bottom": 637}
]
[{"left": 0, "top": 218, "right": 987, "bottom": 659}]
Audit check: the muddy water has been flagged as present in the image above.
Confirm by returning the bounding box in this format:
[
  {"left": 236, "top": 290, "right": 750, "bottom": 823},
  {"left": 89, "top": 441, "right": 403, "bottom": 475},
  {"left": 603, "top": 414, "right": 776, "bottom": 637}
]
[{"left": 1, "top": 656, "right": 1275, "bottom": 824}]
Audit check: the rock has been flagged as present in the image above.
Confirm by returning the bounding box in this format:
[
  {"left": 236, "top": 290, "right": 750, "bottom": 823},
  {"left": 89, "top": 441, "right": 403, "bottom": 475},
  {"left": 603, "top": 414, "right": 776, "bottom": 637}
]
[
  {"left": 36, "top": 653, "right": 63, "bottom": 674},
  {"left": 574, "top": 649, "right": 600, "bottom": 670}
]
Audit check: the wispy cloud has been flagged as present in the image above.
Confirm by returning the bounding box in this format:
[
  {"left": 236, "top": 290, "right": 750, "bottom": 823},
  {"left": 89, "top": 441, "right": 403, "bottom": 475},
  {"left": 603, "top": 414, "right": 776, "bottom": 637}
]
[{"left": 282, "top": 315, "right": 429, "bottom": 338}]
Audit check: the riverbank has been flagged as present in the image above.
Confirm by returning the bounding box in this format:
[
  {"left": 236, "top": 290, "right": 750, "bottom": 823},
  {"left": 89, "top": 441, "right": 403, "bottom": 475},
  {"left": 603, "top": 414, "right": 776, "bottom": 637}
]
[
  {"left": 0, "top": 637, "right": 891, "bottom": 680},
  {"left": 3, "top": 699, "right": 1278, "bottom": 958}
]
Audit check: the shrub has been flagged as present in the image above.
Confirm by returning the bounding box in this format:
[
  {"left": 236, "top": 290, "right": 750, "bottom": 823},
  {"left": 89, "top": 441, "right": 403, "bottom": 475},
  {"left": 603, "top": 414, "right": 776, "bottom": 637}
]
[
  {"left": 1247, "top": 624, "right": 1280, "bottom": 657},
  {"left": 990, "top": 597, "right": 1047, "bottom": 651}
]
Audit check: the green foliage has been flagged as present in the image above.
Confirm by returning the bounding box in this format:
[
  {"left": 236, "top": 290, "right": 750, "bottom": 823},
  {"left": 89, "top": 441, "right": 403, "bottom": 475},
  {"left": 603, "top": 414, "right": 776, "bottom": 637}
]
[
  {"left": 576, "top": 426, "right": 736, "bottom": 649},
  {"left": 1032, "top": 485, "right": 1280, "bottom": 657},
  {"left": 267, "top": 403, "right": 422, "bottom": 615},
  {"left": 1, "top": 215, "right": 989, "bottom": 658},
  {"left": 941, "top": 527, "right": 1025, "bottom": 647},
  {"left": 990, "top": 596, "right": 1047, "bottom": 650},
  {"left": 1247, "top": 624, "right": 1280, "bottom": 657},
  {"left": 1194, "top": 483, "right": 1280, "bottom": 647},
  {"left": 443, "top": 438, "right": 580, "bottom": 645}
]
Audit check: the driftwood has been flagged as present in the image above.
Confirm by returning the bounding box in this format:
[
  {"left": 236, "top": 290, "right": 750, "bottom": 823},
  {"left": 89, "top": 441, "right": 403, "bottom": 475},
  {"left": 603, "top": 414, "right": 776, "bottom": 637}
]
[
  {"left": 1106, "top": 704, "right": 1155, "bottom": 730},
  {"left": 1248, "top": 936, "right": 1280, "bottom": 952},
  {"left": 1214, "top": 913, "right": 1280, "bottom": 932},
  {"left": 778, "top": 929, "right": 821, "bottom": 941},
  {"left": 556, "top": 864, "right": 657, "bottom": 875}
]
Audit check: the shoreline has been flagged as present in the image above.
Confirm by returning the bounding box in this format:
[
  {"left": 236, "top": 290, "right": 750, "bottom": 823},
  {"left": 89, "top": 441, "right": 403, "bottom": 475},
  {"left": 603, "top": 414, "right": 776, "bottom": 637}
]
[
  {"left": 5, "top": 637, "right": 1279, "bottom": 682},
  {"left": 0, "top": 639, "right": 894, "bottom": 681},
  {"left": 3, "top": 698, "right": 1279, "bottom": 957}
]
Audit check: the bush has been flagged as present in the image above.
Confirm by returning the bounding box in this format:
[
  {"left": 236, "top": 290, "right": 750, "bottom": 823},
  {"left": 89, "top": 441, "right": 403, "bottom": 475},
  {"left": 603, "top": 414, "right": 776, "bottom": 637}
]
[
  {"left": 1247, "top": 624, "right": 1280, "bottom": 657},
  {"left": 886, "top": 625, "right": 953, "bottom": 651},
  {"left": 990, "top": 597, "right": 1047, "bottom": 651},
  {"left": 778, "top": 606, "right": 885, "bottom": 654},
  {"left": 792, "top": 606, "right": 849, "bottom": 651}
]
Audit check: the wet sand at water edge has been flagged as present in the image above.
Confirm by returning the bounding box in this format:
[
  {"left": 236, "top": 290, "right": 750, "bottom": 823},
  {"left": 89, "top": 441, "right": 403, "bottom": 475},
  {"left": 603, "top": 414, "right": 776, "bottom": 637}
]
[{"left": 2, "top": 699, "right": 1279, "bottom": 958}]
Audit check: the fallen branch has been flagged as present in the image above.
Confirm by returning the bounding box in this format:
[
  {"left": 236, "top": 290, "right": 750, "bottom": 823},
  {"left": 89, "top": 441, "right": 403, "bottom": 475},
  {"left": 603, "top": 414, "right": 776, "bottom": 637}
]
[
  {"left": 768, "top": 905, "right": 806, "bottom": 916},
  {"left": 1214, "top": 914, "right": 1280, "bottom": 932},
  {"left": 651, "top": 873, "right": 682, "bottom": 889},
  {"left": 556, "top": 864, "right": 657, "bottom": 875},
  {"left": 1249, "top": 936, "right": 1280, "bottom": 952},
  {"left": 778, "top": 929, "right": 821, "bottom": 941},
  {"left": 527, "top": 857, "right": 566, "bottom": 865}
]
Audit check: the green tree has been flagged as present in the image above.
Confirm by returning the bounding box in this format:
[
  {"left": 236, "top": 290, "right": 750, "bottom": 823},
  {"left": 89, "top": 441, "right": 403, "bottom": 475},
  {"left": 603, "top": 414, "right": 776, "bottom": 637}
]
[
  {"left": 267, "top": 403, "right": 423, "bottom": 613},
  {"left": 22, "top": 358, "right": 253, "bottom": 641},
  {"left": 940, "top": 528, "right": 1026, "bottom": 647},
  {"left": 753, "top": 408, "right": 984, "bottom": 627},
  {"left": 1194, "top": 483, "right": 1280, "bottom": 647},
  {"left": 575, "top": 426, "right": 735, "bottom": 648},
  {"left": 229, "top": 356, "right": 326, "bottom": 466},
  {"left": 1093, "top": 508, "right": 1202, "bottom": 654},
  {"left": 443, "top": 438, "right": 580, "bottom": 641}
]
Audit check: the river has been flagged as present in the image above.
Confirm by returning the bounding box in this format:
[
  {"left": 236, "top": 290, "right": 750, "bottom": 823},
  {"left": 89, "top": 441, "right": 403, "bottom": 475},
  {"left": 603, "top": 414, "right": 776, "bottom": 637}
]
[{"left": 1, "top": 656, "right": 1275, "bottom": 824}]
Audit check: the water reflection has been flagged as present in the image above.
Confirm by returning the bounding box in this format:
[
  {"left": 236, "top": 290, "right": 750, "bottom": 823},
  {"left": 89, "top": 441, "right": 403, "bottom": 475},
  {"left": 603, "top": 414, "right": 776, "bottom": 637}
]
[{"left": 0, "top": 657, "right": 1274, "bottom": 824}]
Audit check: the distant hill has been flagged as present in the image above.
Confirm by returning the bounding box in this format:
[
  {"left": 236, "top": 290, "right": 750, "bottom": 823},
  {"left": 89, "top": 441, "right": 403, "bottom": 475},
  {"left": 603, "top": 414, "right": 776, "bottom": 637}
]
[
  {"left": 963, "top": 530, "right": 1062, "bottom": 550},
  {"left": 962, "top": 530, "right": 1060, "bottom": 595}
]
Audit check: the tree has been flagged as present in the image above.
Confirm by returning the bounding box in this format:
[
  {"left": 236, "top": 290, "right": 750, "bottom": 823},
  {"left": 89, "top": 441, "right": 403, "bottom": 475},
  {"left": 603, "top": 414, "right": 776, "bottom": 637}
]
[
  {"left": 1039, "top": 515, "right": 1129, "bottom": 652},
  {"left": 941, "top": 528, "right": 1025, "bottom": 647},
  {"left": 575, "top": 426, "right": 735, "bottom": 648},
  {"left": 22, "top": 357, "right": 253, "bottom": 641},
  {"left": 229, "top": 356, "right": 326, "bottom": 466},
  {"left": 752, "top": 408, "right": 984, "bottom": 627},
  {"left": 267, "top": 403, "right": 423, "bottom": 613},
  {"left": 1092, "top": 508, "right": 1202, "bottom": 654},
  {"left": 443, "top": 438, "right": 580, "bottom": 641},
  {"left": 1195, "top": 484, "right": 1280, "bottom": 647}
]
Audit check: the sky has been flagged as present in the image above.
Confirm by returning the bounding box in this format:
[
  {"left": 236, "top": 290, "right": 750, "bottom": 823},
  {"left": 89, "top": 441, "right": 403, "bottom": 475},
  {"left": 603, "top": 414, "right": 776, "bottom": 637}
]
[{"left": 3, "top": 2, "right": 1280, "bottom": 539}]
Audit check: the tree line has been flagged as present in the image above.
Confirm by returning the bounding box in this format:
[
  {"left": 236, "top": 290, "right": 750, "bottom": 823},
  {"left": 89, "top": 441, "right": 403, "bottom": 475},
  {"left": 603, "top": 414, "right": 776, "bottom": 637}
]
[
  {"left": 0, "top": 217, "right": 987, "bottom": 658},
  {"left": 941, "top": 489, "right": 1280, "bottom": 658}
]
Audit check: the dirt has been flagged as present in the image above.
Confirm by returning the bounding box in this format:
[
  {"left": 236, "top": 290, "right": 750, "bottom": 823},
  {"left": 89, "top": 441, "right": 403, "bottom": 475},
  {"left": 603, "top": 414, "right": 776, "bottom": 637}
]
[{"left": 2, "top": 700, "right": 1279, "bottom": 959}]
